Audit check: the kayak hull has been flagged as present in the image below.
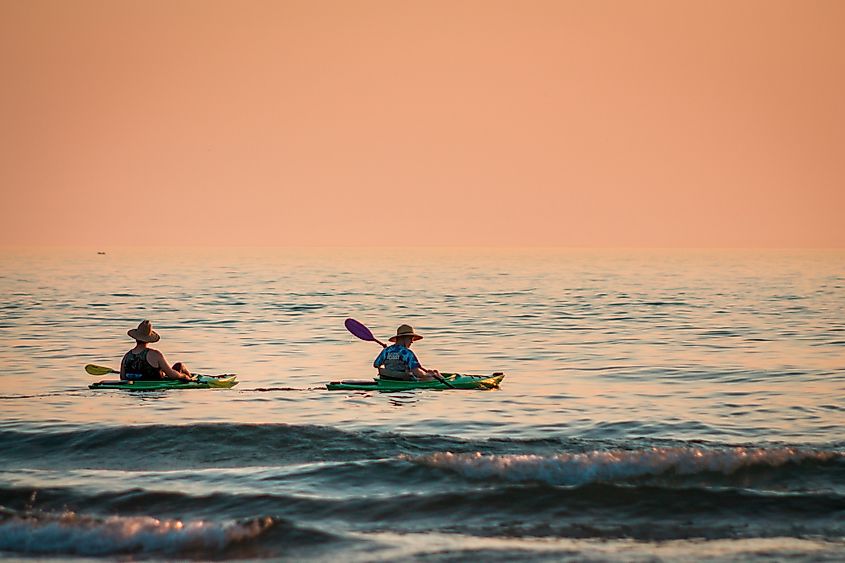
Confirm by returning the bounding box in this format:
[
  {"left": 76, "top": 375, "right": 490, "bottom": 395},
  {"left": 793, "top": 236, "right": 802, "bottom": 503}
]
[
  {"left": 326, "top": 372, "right": 505, "bottom": 391},
  {"left": 89, "top": 375, "right": 238, "bottom": 390}
]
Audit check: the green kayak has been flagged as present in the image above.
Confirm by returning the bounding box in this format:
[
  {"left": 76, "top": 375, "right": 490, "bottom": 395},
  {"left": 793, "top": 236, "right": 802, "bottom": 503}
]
[
  {"left": 326, "top": 372, "right": 505, "bottom": 391},
  {"left": 89, "top": 375, "right": 238, "bottom": 390}
]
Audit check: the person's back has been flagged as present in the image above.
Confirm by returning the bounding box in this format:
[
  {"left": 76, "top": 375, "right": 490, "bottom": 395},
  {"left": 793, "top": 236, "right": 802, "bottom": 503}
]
[
  {"left": 120, "top": 320, "right": 193, "bottom": 382},
  {"left": 122, "top": 347, "right": 163, "bottom": 380},
  {"left": 375, "top": 343, "right": 422, "bottom": 380}
]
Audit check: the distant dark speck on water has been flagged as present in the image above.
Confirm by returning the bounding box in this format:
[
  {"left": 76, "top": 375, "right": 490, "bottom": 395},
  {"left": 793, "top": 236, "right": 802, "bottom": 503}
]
[{"left": 97, "top": 251, "right": 106, "bottom": 255}]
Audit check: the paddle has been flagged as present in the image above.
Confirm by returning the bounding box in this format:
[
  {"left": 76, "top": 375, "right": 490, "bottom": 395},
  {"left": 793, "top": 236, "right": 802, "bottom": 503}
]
[
  {"left": 85, "top": 364, "right": 118, "bottom": 376},
  {"left": 344, "top": 318, "right": 455, "bottom": 389},
  {"left": 344, "top": 318, "right": 387, "bottom": 348},
  {"left": 84, "top": 363, "right": 231, "bottom": 383}
]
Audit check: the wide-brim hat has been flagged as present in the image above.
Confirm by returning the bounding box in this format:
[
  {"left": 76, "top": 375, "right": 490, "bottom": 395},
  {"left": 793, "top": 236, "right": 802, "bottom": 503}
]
[
  {"left": 389, "top": 324, "right": 423, "bottom": 342},
  {"left": 128, "top": 320, "right": 160, "bottom": 343}
]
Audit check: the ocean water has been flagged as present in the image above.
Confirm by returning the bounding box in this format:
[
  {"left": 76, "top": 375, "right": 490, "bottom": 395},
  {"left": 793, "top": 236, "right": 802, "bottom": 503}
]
[{"left": 0, "top": 247, "right": 843, "bottom": 561}]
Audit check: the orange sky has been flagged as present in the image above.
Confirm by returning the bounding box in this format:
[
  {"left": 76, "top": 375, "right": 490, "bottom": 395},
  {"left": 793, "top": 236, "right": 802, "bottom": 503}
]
[{"left": 1, "top": 0, "right": 843, "bottom": 247}]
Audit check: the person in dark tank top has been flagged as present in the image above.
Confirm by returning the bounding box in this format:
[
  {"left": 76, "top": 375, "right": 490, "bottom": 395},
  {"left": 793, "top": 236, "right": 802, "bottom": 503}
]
[{"left": 120, "top": 320, "right": 195, "bottom": 381}]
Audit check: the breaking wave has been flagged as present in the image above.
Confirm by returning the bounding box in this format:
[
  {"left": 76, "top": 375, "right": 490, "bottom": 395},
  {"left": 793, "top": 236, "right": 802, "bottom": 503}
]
[
  {"left": 0, "top": 508, "right": 336, "bottom": 558},
  {"left": 408, "top": 446, "right": 844, "bottom": 487}
]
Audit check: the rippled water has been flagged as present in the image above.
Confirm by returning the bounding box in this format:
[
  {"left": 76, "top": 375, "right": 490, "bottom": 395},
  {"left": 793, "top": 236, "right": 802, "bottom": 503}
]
[{"left": 1, "top": 248, "right": 843, "bottom": 561}]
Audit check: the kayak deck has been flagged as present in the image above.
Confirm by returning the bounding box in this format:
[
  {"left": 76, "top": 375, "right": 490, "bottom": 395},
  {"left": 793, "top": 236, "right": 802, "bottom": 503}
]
[
  {"left": 89, "top": 375, "right": 238, "bottom": 390},
  {"left": 326, "top": 372, "right": 505, "bottom": 391}
]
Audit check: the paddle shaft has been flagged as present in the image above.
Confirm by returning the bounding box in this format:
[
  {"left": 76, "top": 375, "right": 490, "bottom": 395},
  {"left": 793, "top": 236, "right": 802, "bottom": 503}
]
[
  {"left": 84, "top": 363, "right": 227, "bottom": 380},
  {"left": 429, "top": 372, "right": 456, "bottom": 389}
]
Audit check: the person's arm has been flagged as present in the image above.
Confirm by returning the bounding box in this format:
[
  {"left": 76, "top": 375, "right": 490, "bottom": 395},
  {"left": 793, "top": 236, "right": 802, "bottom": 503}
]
[
  {"left": 149, "top": 350, "right": 192, "bottom": 380},
  {"left": 373, "top": 348, "right": 387, "bottom": 369},
  {"left": 412, "top": 364, "right": 441, "bottom": 376},
  {"left": 119, "top": 353, "right": 128, "bottom": 379},
  {"left": 407, "top": 350, "right": 436, "bottom": 379}
]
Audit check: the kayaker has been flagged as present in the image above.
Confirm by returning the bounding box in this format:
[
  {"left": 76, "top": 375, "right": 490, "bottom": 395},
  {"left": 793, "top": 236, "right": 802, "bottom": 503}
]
[
  {"left": 373, "top": 324, "right": 442, "bottom": 381},
  {"left": 120, "top": 320, "right": 194, "bottom": 381}
]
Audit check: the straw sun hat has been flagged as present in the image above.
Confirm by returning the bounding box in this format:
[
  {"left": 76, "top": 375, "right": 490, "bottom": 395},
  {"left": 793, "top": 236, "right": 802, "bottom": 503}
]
[
  {"left": 128, "top": 320, "right": 161, "bottom": 343},
  {"left": 389, "top": 324, "right": 423, "bottom": 342}
]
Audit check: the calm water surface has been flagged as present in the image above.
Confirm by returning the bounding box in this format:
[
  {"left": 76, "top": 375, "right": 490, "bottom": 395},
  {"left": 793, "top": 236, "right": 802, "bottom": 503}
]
[{"left": 1, "top": 248, "right": 843, "bottom": 561}]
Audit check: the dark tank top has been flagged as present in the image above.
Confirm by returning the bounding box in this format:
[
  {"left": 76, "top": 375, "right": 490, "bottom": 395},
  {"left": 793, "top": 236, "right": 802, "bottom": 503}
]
[{"left": 122, "top": 349, "right": 162, "bottom": 380}]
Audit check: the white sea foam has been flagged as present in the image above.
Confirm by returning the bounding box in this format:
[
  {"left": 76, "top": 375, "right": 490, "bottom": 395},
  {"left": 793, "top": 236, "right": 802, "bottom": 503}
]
[
  {"left": 407, "top": 447, "right": 841, "bottom": 486},
  {"left": 0, "top": 511, "right": 274, "bottom": 556}
]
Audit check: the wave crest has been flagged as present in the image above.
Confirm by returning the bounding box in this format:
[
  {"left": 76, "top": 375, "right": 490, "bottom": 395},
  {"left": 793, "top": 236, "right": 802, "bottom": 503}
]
[
  {"left": 0, "top": 509, "right": 278, "bottom": 557},
  {"left": 407, "top": 447, "right": 843, "bottom": 486}
]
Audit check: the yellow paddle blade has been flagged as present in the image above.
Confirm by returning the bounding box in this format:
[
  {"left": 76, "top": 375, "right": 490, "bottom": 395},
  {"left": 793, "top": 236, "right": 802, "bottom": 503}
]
[
  {"left": 198, "top": 375, "right": 238, "bottom": 388},
  {"left": 85, "top": 364, "right": 118, "bottom": 376}
]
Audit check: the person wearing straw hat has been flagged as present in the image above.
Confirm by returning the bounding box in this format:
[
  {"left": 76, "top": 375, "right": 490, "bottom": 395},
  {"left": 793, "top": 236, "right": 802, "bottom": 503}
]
[
  {"left": 373, "top": 324, "right": 442, "bottom": 381},
  {"left": 120, "top": 320, "right": 194, "bottom": 381}
]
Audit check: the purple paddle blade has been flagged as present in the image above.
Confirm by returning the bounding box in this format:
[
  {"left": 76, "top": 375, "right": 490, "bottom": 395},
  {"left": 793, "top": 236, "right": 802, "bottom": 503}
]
[{"left": 345, "top": 318, "right": 375, "bottom": 342}]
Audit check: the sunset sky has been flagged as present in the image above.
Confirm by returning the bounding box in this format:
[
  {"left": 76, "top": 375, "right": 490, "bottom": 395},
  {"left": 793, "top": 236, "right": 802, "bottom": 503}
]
[{"left": 1, "top": 0, "right": 843, "bottom": 247}]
